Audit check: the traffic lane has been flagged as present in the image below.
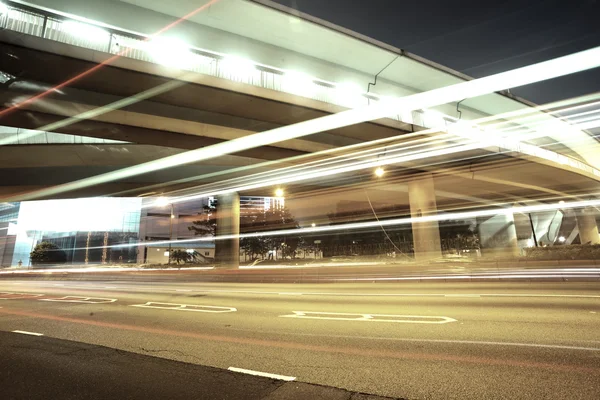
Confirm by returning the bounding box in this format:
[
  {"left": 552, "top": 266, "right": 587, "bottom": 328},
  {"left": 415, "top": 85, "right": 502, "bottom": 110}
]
[
  {"left": 4, "top": 279, "right": 600, "bottom": 297},
  {"left": 1, "top": 283, "right": 599, "bottom": 346},
  {"left": 1, "top": 305, "right": 599, "bottom": 400},
  {"left": 3, "top": 265, "right": 599, "bottom": 284},
  {"left": 1, "top": 288, "right": 599, "bottom": 360}
]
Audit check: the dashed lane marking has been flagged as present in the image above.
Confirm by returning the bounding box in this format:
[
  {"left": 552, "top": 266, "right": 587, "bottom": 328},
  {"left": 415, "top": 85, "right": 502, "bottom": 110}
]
[
  {"left": 228, "top": 367, "right": 296, "bottom": 381},
  {"left": 130, "top": 302, "right": 237, "bottom": 313},
  {"left": 280, "top": 311, "right": 457, "bottom": 324},
  {"left": 12, "top": 330, "right": 43, "bottom": 336},
  {"left": 40, "top": 296, "right": 117, "bottom": 304}
]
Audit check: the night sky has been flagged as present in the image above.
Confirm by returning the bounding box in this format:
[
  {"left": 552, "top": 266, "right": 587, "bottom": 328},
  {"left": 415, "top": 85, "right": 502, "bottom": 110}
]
[{"left": 273, "top": 0, "right": 600, "bottom": 105}]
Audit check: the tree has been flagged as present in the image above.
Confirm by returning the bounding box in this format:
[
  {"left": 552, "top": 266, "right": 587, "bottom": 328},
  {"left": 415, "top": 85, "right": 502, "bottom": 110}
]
[
  {"left": 30, "top": 241, "right": 67, "bottom": 265},
  {"left": 188, "top": 202, "right": 217, "bottom": 237},
  {"left": 188, "top": 201, "right": 301, "bottom": 260},
  {"left": 170, "top": 249, "right": 197, "bottom": 265}
]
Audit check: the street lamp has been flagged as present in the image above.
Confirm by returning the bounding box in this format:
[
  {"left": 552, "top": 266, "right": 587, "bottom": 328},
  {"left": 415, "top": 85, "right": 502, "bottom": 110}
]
[
  {"left": 275, "top": 188, "right": 284, "bottom": 197},
  {"left": 374, "top": 167, "right": 385, "bottom": 177},
  {"left": 156, "top": 196, "right": 174, "bottom": 264}
]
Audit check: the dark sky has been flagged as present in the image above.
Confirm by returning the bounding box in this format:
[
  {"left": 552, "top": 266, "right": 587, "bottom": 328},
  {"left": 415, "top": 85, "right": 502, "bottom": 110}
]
[{"left": 273, "top": 0, "right": 600, "bottom": 105}]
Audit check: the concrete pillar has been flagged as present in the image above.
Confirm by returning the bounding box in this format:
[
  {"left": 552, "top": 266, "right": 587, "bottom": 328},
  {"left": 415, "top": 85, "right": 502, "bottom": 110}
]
[
  {"left": 215, "top": 192, "right": 240, "bottom": 267},
  {"left": 408, "top": 174, "right": 442, "bottom": 261},
  {"left": 576, "top": 208, "right": 599, "bottom": 244},
  {"left": 477, "top": 213, "right": 519, "bottom": 257}
]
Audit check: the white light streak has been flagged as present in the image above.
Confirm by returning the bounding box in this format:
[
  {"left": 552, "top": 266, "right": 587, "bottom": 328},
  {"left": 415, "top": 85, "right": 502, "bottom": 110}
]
[{"left": 7, "top": 46, "right": 600, "bottom": 201}]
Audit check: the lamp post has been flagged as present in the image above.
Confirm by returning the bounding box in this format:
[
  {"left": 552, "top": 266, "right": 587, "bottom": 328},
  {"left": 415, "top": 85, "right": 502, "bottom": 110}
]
[{"left": 156, "top": 197, "right": 174, "bottom": 265}]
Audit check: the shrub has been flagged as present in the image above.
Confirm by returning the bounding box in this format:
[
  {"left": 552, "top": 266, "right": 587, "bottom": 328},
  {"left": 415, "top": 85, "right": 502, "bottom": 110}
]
[
  {"left": 30, "top": 242, "right": 67, "bottom": 265},
  {"left": 525, "top": 244, "right": 600, "bottom": 260}
]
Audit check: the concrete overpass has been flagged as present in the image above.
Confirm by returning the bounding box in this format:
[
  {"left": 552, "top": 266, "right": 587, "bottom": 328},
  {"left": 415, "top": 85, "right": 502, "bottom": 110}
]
[{"left": 0, "top": 0, "right": 599, "bottom": 263}]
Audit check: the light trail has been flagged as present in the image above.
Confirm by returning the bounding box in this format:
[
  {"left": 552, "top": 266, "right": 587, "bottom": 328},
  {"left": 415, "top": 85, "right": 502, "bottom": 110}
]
[
  {"left": 110, "top": 92, "right": 600, "bottom": 198},
  {"left": 0, "top": 0, "right": 221, "bottom": 118},
  {"left": 50, "top": 197, "right": 600, "bottom": 252},
  {"left": 145, "top": 113, "right": 600, "bottom": 207},
  {"left": 5, "top": 46, "right": 600, "bottom": 202},
  {"left": 0, "top": 79, "right": 188, "bottom": 145}
]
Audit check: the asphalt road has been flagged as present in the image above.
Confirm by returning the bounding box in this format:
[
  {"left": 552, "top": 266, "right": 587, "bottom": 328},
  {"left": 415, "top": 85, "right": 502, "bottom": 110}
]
[{"left": 1, "top": 278, "right": 599, "bottom": 399}]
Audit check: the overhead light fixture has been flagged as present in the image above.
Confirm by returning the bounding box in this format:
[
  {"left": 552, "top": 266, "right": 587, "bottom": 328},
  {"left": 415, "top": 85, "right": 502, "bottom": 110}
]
[
  {"left": 63, "top": 20, "right": 109, "bottom": 43},
  {"left": 311, "top": 223, "right": 316, "bottom": 227},
  {"left": 219, "top": 56, "right": 257, "bottom": 78},
  {"left": 558, "top": 236, "right": 566, "bottom": 243},
  {"left": 146, "top": 37, "right": 194, "bottom": 69},
  {"left": 375, "top": 167, "right": 385, "bottom": 177},
  {"left": 282, "top": 70, "right": 316, "bottom": 97},
  {"left": 275, "top": 188, "right": 284, "bottom": 197}
]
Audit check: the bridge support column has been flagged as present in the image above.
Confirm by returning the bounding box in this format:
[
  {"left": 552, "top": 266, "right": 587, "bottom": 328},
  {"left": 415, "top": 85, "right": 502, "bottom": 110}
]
[
  {"left": 409, "top": 174, "right": 442, "bottom": 261},
  {"left": 576, "top": 208, "right": 599, "bottom": 244},
  {"left": 215, "top": 192, "right": 240, "bottom": 267},
  {"left": 477, "top": 213, "right": 519, "bottom": 257}
]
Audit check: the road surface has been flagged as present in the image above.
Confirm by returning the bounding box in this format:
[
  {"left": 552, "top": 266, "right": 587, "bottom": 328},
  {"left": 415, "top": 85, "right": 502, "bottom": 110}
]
[{"left": 1, "top": 278, "right": 599, "bottom": 399}]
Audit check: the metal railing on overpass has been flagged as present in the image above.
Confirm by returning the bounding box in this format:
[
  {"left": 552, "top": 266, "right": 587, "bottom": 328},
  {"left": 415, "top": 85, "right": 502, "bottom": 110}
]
[{"left": 0, "top": 1, "right": 429, "bottom": 129}]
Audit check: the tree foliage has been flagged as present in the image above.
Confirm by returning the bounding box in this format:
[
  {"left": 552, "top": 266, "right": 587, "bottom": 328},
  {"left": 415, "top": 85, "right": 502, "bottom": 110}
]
[
  {"left": 30, "top": 241, "right": 67, "bottom": 265},
  {"left": 188, "top": 201, "right": 301, "bottom": 260},
  {"left": 170, "top": 249, "right": 200, "bottom": 265}
]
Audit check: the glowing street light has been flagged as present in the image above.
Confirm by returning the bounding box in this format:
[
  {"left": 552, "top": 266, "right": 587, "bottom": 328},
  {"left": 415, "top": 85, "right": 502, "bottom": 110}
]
[
  {"left": 155, "top": 196, "right": 170, "bottom": 207},
  {"left": 275, "top": 188, "right": 284, "bottom": 198},
  {"left": 311, "top": 223, "right": 316, "bottom": 227},
  {"left": 375, "top": 167, "right": 385, "bottom": 177},
  {"left": 558, "top": 236, "right": 566, "bottom": 243}
]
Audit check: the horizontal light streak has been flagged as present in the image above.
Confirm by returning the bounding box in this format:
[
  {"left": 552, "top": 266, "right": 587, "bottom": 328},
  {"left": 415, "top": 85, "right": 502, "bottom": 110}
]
[
  {"left": 6, "top": 46, "right": 600, "bottom": 201},
  {"left": 48, "top": 197, "right": 600, "bottom": 252}
]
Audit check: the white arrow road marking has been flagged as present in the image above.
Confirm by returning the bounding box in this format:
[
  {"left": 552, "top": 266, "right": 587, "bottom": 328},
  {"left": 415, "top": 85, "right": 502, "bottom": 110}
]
[
  {"left": 40, "top": 296, "right": 117, "bottom": 304},
  {"left": 130, "top": 302, "right": 237, "bottom": 313},
  {"left": 280, "top": 311, "right": 457, "bottom": 324},
  {"left": 0, "top": 292, "right": 44, "bottom": 300},
  {"left": 228, "top": 367, "right": 296, "bottom": 381}
]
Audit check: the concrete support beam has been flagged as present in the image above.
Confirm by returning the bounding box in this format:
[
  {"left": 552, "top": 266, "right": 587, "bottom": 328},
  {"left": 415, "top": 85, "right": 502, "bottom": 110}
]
[
  {"left": 478, "top": 213, "right": 519, "bottom": 257},
  {"left": 215, "top": 193, "right": 240, "bottom": 267},
  {"left": 576, "top": 208, "right": 600, "bottom": 244},
  {"left": 408, "top": 174, "right": 442, "bottom": 261}
]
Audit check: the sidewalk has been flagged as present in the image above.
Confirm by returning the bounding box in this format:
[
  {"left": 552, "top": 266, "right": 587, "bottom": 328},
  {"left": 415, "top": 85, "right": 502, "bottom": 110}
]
[{"left": 0, "top": 331, "right": 401, "bottom": 400}]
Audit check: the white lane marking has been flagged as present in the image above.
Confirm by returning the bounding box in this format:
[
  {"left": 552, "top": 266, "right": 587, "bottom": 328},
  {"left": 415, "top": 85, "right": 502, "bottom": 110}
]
[
  {"left": 0, "top": 292, "right": 44, "bottom": 300},
  {"left": 61, "top": 285, "right": 119, "bottom": 290},
  {"left": 192, "top": 289, "right": 600, "bottom": 299},
  {"left": 336, "top": 273, "right": 600, "bottom": 282},
  {"left": 228, "top": 367, "right": 296, "bottom": 381},
  {"left": 40, "top": 296, "right": 117, "bottom": 304},
  {"left": 13, "top": 330, "right": 43, "bottom": 336},
  {"left": 280, "top": 311, "right": 456, "bottom": 324},
  {"left": 130, "top": 302, "right": 236, "bottom": 313}
]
